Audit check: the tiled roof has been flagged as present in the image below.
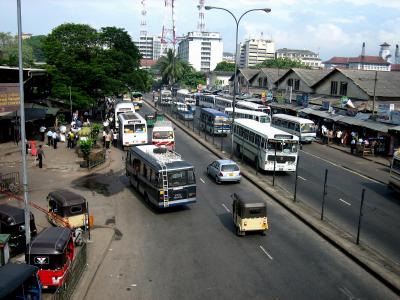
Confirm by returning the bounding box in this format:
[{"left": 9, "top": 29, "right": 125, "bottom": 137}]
[
  {"left": 347, "top": 55, "right": 389, "bottom": 65},
  {"left": 323, "top": 57, "right": 349, "bottom": 64},
  {"left": 391, "top": 64, "right": 400, "bottom": 71},
  {"left": 140, "top": 59, "right": 157, "bottom": 67}
]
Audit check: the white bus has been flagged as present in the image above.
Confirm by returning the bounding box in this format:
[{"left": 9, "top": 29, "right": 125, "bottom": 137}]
[
  {"left": 236, "top": 100, "right": 270, "bottom": 114},
  {"left": 233, "top": 118, "right": 299, "bottom": 172},
  {"left": 114, "top": 102, "right": 135, "bottom": 129},
  {"left": 177, "top": 89, "right": 196, "bottom": 106},
  {"left": 214, "top": 96, "right": 233, "bottom": 112},
  {"left": 152, "top": 120, "right": 175, "bottom": 150},
  {"left": 271, "top": 114, "right": 316, "bottom": 143},
  {"left": 389, "top": 149, "right": 400, "bottom": 193},
  {"left": 160, "top": 90, "right": 172, "bottom": 105},
  {"left": 198, "top": 94, "right": 216, "bottom": 108},
  {"left": 118, "top": 112, "right": 148, "bottom": 148},
  {"left": 224, "top": 107, "right": 270, "bottom": 124}
]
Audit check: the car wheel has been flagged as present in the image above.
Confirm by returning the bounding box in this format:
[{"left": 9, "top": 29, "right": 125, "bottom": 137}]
[{"left": 215, "top": 174, "right": 220, "bottom": 184}]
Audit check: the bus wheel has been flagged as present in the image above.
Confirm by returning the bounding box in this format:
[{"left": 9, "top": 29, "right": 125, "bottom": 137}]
[
  {"left": 144, "top": 194, "right": 150, "bottom": 205},
  {"left": 236, "top": 227, "right": 245, "bottom": 237}
]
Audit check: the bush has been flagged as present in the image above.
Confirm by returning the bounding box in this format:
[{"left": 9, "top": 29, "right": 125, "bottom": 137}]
[
  {"left": 79, "top": 139, "right": 93, "bottom": 161},
  {"left": 91, "top": 123, "right": 102, "bottom": 141}
]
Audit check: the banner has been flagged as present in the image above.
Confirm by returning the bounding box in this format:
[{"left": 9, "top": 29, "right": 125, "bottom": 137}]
[{"left": 0, "top": 83, "right": 20, "bottom": 113}]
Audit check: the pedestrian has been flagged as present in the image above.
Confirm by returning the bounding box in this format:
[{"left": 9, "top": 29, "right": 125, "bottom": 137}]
[
  {"left": 336, "top": 129, "right": 342, "bottom": 145},
  {"left": 113, "top": 130, "right": 118, "bottom": 147},
  {"left": 36, "top": 145, "right": 45, "bottom": 168},
  {"left": 102, "top": 129, "right": 107, "bottom": 147},
  {"left": 350, "top": 138, "right": 356, "bottom": 154},
  {"left": 39, "top": 125, "right": 46, "bottom": 141},
  {"left": 47, "top": 129, "right": 53, "bottom": 146},
  {"left": 105, "top": 132, "right": 111, "bottom": 149},
  {"left": 52, "top": 131, "right": 59, "bottom": 149}
]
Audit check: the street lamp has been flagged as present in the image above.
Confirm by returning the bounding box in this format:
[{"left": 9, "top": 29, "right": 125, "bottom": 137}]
[{"left": 205, "top": 6, "right": 271, "bottom": 158}]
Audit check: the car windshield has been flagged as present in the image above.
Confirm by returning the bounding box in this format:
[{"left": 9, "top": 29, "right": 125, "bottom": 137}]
[
  {"left": 221, "top": 164, "right": 239, "bottom": 172},
  {"left": 153, "top": 131, "right": 174, "bottom": 139}
]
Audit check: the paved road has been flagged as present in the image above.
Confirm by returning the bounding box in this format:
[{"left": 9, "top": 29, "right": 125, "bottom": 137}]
[
  {"left": 84, "top": 103, "right": 397, "bottom": 299},
  {"left": 155, "top": 102, "right": 400, "bottom": 264}
]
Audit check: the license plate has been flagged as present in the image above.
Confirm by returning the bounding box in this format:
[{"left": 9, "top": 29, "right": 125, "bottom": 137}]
[
  {"left": 229, "top": 173, "right": 234, "bottom": 176},
  {"left": 279, "top": 168, "right": 283, "bottom": 171}
]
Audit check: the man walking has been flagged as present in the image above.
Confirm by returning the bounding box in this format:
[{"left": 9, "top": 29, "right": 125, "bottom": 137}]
[
  {"left": 47, "top": 129, "right": 53, "bottom": 146},
  {"left": 36, "top": 145, "right": 45, "bottom": 168},
  {"left": 52, "top": 131, "right": 59, "bottom": 149}
]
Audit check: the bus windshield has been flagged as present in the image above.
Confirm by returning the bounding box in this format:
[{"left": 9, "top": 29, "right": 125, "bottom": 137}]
[
  {"left": 153, "top": 131, "right": 174, "bottom": 139},
  {"left": 259, "top": 116, "right": 270, "bottom": 123},
  {"left": 124, "top": 125, "right": 135, "bottom": 134},
  {"left": 135, "top": 124, "right": 146, "bottom": 133},
  {"left": 267, "top": 141, "right": 298, "bottom": 153},
  {"left": 215, "top": 116, "right": 227, "bottom": 124},
  {"left": 167, "top": 169, "right": 196, "bottom": 187},
  {"left": 301, "top": 123, "right": 316, "bottom": 133}
]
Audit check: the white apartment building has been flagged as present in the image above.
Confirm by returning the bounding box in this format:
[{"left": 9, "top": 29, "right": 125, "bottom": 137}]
[
  {"left": 135, "top": 35, "right": 162, "bottom": 60},
  {"left": 239, "top": 39, "right": 275, "bottom": 68},
  {"left": 177, "top": 31, "right": 223, "bottom": 72},
  {"left": 275, "top": 48, "right": 322, "bottom": 68}
]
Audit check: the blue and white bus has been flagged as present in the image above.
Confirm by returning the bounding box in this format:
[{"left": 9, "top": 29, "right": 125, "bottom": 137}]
[
  {"left": 198, "top": 94, "right": 216, "bottom": 108},
  {"left": 199, "top": 108, "right": 231, "bottom": 135},
  {"left": 214, "top": 96, "right": 233, "bottom": 112},
  {"left": 224, "top": 107, "right": 270, "bottom": 124},
  {"left": 271, "top": 114, "right": 316, "bottom": 143}
]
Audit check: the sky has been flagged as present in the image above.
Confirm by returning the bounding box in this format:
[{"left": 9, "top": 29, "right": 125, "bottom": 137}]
[{"left": 1, "top": 0, "right": 400, "bottom": 61}]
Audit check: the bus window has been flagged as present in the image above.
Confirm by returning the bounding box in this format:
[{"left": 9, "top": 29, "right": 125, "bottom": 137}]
[
  {"left": 124, "top": 125, "right": 135, "bottom": 134},
  {"left": 301, "top": 123, "right": 316, "bottom": 133},
  {"left": 135, "top": 124, "right": 145, "bottom": 133}
]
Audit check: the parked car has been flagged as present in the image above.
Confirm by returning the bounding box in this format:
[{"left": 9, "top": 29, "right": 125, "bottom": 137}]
[{"left": 206, "top": 159, "right": 241, "bottom": 183}]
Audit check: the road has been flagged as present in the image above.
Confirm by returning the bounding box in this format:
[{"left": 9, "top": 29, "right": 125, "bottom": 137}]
[
  {"left": 84, "top": 103, "right": 397, "bottom": 299},
  {"left": 159, "top": 102, "right": 400, "bottom": 264}
]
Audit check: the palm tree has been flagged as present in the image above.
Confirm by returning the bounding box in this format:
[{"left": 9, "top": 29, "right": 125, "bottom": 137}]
[{"left": 155, "top": 49, "right": 192, "bottom": 85}]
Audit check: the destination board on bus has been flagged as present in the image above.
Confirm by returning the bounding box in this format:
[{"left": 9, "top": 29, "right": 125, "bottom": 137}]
[{"left": 274, "top": 134, "right": 293, "bottom": 139}]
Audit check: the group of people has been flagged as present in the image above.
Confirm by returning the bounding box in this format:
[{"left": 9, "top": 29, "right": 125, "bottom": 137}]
[
  {"left": 102, "top": 129, "right": 118, "bottom": 149},
  {"left": 46, "top": 129, "right": 61, "bottom": 149}
]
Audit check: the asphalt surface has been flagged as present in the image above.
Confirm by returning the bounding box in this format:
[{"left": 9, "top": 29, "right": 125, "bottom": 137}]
[{"left": 84, "top": 103, "right": 397, "bottom": 299}]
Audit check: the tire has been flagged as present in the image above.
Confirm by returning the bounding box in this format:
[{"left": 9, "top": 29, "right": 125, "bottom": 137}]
[
  {"left": 215, "top": 174, "right": 220, "bottom": 184},
  {"left": 236, "top": 227, "right": 245, "bottom": 237}
]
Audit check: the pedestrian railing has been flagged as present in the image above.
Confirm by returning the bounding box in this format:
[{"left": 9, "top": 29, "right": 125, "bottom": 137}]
[
  {"left": 87, "top": 149, "right": 106, "bottom": 169},
  {"left": 51, "top": 241, "right": 87, "bottom": 300},
  {"left": 0, "top": 171, "right": 20, "bottom": 194}
]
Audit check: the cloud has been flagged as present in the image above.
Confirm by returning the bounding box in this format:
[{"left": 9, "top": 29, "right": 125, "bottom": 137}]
[{"left": 330, "top": 15, "right": 366, "bottom": 24}]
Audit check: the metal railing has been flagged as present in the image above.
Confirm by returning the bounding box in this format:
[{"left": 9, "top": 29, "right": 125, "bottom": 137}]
[
  {"left": 87, "top": 149, "right": 106, "bottom": 169},
  {"left": 51, "top": 242, "right": 87, "bottom": 300},
  {"left": 0, "top": 171, "right": 20, "bottom": 194}
]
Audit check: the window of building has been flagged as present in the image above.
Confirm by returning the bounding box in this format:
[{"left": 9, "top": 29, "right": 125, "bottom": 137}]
[
  {"left": 330, "top": 81, "right": 338, "bottom": 95},
  {"left": 339, "top": 81, "right": 348, "bottom": 96},
  {"left": 258, "top": 78, "right": 262, "bottom": 86},
  {"left": 294, "top": 79, "right": 300, "bottom": 91},
  {"left": 287, "top": 78, "right": 293, "bottom": 87}
]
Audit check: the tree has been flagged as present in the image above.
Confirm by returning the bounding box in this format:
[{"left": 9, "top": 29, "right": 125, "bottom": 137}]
[
  {"left": 24, "top": 35, "right": 46, "bottom": 62},
  {"left": 214, "top": 61, "right": 236, "bottom": 72},
  {"left": 180, "top": 70, "right": 206, "bottom": 89},
  {"left": 253, "top": 57, "right": 310, "bottom": 69},
  {"left": 0, "top": 31, "right": 34, "bottom": 67},
  {"left": 155, "top": 49, "right": 191, "bottom": 85}
]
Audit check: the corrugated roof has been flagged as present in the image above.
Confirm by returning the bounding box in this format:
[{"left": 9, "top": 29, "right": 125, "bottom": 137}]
[
  {"left": 239, "top": 68, "right": 260, "bottom": 81},
  {"left": 282, "top": 68, "right": 332, "bottom": 87},
  {"left": 259, "top": 68, "right": 286, "bottom": 83},
  {"left": 348, "top": 55, "right": 390, "bottom": 65},
  {"left": 323, "top": 57, "right": 349, "bottom": 64}
]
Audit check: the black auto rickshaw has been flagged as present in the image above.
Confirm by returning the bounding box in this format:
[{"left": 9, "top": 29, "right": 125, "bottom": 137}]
[
  {"left": 0, "top": 263, "right": 42, "bottom": 300},
  {"left": 231, "top": 192, "right": 268, "bottom": 236},
  {"left": 0, "top": 204, "right": 37, "bottom": 254},
  {"left": 47, "top": 189, "right": 89, "bottom": 230},
  {"left": 26, "top": 227, "right": 74, "bottom": 289}
]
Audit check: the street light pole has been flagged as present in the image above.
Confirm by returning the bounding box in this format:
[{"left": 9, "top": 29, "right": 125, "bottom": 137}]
[{"left": 205, "top": 6, "right": 271, "bottom": 158}]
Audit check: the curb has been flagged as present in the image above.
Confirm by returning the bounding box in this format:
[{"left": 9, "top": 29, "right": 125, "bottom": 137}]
[{"left": 144, "top": 99, "right": 400, "bottom": 295}]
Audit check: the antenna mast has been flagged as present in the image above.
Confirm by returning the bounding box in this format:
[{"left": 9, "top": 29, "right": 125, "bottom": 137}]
[
  {"left": 197, "top": 0, "right": 205, "bottom": 32},
  {"left": 161, "top": 0, "right": 177, "bottom": 51},
  {"left": 140, "top": 0, "right": 147, "bottom": 36}
]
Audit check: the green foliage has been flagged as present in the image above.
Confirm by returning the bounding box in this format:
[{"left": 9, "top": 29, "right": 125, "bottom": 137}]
[
  {"left": 56, "top": 114, "right": 66, "bottom": 125},
  {"left": 79, "top": 138, "right": 93, "bottom": 159},
  {"left": 180, "top": 70, "right": 206, "bottom": 89},
  {"left": 90, "top": 123, "right": 102, "bottom": 141},
  {"left": 24, "top": 35, "right": 46, "bottom": 62},
  {"left": 79, "top": 126, "right": 92, "bottom": 137},
  {"left": 253, "top": 57, "right": 310, "bottom": 69},
  {"left": 214, "top": 61, "right": 236, "bottom": 72},
  {"left": 0, "top": 32, "right": 34, "bottom": 67},
  {"left": 155, "top": 49, "right": 192, "bottom": 85},
  {"left": 42, "top": 23, "right": 144, "bottom": 110}
]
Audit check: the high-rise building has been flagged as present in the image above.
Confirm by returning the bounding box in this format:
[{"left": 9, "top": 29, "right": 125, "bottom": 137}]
[
  {"left": 239, "top": 38, "right": 275, "bottom": 68},
  {"left": 177, "top": 31, "right": 223, "bottom": 72},
  {"left": 135, "top": 35, "right": 163, "bottom": 61}
]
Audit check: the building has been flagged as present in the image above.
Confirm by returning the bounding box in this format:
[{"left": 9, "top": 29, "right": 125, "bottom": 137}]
[
  {"left": 239, "top": 39, "right": 275, "bottom": 68},
  {"left": 206, "top": 71, "right": 234, "bottom": 90},
  {"left": 177, "top": 31, "right": 223, "bottom": 72},
  {"left": 323, "top": 57, "right": 349, "bottom": 69},
  {"left": 275, "top": 48, "right": 322, "bottom": 68},
  {"left": 222, "top": 52, "right": 235, "bottom": 64},
  {"left": 275, "top": 68, "right": 331, "bottom": 94},
  {"left": 250, "top": 68, "right": 285, "bottom": 92},
  {"left": 135, "top": 35, "right": 162, "bottom": 61}
]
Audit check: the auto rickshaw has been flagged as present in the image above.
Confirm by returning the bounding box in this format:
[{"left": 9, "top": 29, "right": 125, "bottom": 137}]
[
  {"left": 47, "top": 189, "right": 89, "bottom": 230},
  {"left": 231, "top": 192, "right": 268, "bottom": 236},
  {"left": 155, "top": 111, "right": 165, "bottom": 122},
  {"left": 26, "top": 227, "right": 74, "bottom": 289},
  {"left": 0, "top": 263, "right": 42, "bottom": 300},
  {"left": 0, "top": 204, "right": 37, "bottom": 254},
  {"left": 145, "top": 113, "right": 156, "bottom": 127}
]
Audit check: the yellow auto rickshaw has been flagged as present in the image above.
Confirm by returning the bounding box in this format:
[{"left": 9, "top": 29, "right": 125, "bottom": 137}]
[
  {"left": 47, "top": 189, "right": 89, "bottom": 229},
  {"left": 231, "top": 191, "right": 268, "bottom": 236}
]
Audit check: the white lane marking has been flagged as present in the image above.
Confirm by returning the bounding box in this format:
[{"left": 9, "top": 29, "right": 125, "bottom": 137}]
[
  {"left": 338, "top": 286, "right": 356, "bottom": 299},
  {"left": 300, "top": 150, "right": 384, "bottom": 186},
  {"left": 298, "top": 176, "right": 307, "bottom": 181},
  {"left": 339, "top": 198, "right": 351, "bottom": 206},
  {"left": 222, "top": 203, "right": 230, "bottom": 213},
  {"left": 200, "top": 178, "right": 205, "bottom": 184},
  {"left": 259, "top": 246, "right": 273, "bottom": 260}
]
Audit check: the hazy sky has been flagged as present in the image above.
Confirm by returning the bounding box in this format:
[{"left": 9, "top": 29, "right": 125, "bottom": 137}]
[{"left": 1, "top": 0, "right": 400, "bottom": 61}]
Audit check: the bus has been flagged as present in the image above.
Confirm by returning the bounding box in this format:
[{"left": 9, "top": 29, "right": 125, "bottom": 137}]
[
  {"left": 236, "top": 100, "right": 270, "bottom": 114},
  {"left": 177, "top": 89, "right": 196, "bottom": 106},
  {"left": 271, "top": 114, "right": 316, "bottom": 143},
  {"left": 199, "top": 108, "right": 231, "bottom": 135},
  {"left": 132, "top": 92, "right": 143, "bottom": 106},
  {"left": 198, "top": 94, "right": 216, "bottom": 108},
  {"left": 126, "top": 145, "right": 197, "bottom": 208},
  {"left": 152, "top": 120, "right": 175, "bottom": 150},
  {"left": 118, "top": 112, "right": 148, "bottom": 148},
  {"left": 233, "top": 118, "right": 299, "bottom": 172},
  {"left": 173, "top": 102, "right": 194, "bottom": 120},
  {"left": 160, "top": 89, "right": 172, "bottom": 105},
  {"left": 224, "top": 107, "right": 270, "bottom": 124},
  {"left": 214, "top": 96, "right": 233, "bottom": 112},
  {"left": 114, "top": 101, "right": 135, "bottom": 129},
  {"left": 389, "top": 149, "right": 400, "bottom": 193}
]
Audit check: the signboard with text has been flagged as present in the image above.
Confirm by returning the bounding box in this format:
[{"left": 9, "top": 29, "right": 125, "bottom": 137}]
[{"left": 0, "top": 83, "right": 20, "bottom": 113}]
